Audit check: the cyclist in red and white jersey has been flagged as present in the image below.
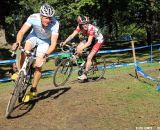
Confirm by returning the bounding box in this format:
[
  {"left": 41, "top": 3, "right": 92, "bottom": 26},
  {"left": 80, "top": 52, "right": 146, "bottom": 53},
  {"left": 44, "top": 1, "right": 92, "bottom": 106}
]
[{"left": 62, "top": 15, "right": 104, "bottom": 80}]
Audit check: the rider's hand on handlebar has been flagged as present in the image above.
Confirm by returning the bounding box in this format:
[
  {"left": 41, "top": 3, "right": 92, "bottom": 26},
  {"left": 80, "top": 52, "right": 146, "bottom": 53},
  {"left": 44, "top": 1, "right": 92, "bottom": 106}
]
[
  {"left": 11, "top": 42, "right": 20, "bottom": 57},
  {"left": 12, "top": 42, "right": 19, "bottom": 51},
  {"left": 60, "top": 42, "right": 66, "bottom": 47},
  {"left": 76, "top": 48, "right": 83, "bottom": 54}
]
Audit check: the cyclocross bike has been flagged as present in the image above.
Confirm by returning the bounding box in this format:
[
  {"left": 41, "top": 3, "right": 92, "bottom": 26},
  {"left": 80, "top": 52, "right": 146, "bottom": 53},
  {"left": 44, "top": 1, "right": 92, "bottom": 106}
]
[
  {"left": 5, "top": 44, "right": 37, "bottom": 118},
  {"left": 53, "top": 42, "right": 106, "bottom": 87}
]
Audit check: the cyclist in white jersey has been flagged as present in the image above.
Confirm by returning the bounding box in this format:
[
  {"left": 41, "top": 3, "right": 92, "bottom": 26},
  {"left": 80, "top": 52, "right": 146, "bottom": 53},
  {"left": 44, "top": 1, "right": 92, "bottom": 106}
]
[
  {"left": 62, "top": 15, "right": 104, "bottom": 80},
  {"left": 12, "top": 3, "right": 59, "bottom": 102}
]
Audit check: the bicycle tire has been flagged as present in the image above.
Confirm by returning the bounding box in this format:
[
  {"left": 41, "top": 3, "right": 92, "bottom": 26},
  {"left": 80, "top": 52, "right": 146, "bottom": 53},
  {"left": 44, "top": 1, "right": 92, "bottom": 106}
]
[
  {"left": 87, "top": 56, "right": 106, "bottom": 81},
  {"left": 5, "top": 71, "right": 25, "bottom": 118},
  {"left": 18, "top": 66, "right": 33, "bottom": 103},
  {"left": 53, "top": 58, "right": 73, "bottom": 87}
]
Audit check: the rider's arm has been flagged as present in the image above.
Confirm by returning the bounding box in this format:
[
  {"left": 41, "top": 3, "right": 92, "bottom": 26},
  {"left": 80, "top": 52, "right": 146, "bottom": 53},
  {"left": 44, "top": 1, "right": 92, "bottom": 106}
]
[
  {"left": 12, "top": 23, "right": 31, "bottom": 50},
  {"left": 63, "top": 30, "right": 78, "bottom": 45},
  {"left": 81, "top": 35, "right": 94, "bottom": 50},
  {"left": 16, "top": 24, "right": 31, "bottom": 46},
  {"left": 46, "top": 19, "right": 59, "bottom": 55},
  {"left": 46, "top": 34, "right": 59, "bottom": 55}
]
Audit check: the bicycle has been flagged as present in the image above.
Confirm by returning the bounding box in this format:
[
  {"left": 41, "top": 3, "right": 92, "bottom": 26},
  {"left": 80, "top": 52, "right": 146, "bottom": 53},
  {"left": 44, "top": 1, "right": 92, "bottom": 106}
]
[
  {"left": 53, "top": 42, "right": 106, "bottom": 87},
  {"left": 5, "top": 44, "right": 37, "bottom": 118}
]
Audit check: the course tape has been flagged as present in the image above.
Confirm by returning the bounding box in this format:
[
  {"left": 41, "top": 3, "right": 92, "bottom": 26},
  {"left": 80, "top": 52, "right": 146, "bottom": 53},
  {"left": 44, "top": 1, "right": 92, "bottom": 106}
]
[
  {"left": 0, "top": 61, "right": 147, "bottom": 82},
  {"left": 0, "top": 43, "right": 160, "bottom": 82},
  {"left": 1, "top": 43, "right": 160, "bottom": 64},
  {"left": 0, "top": 53, "right": 63, "bottom": 64},
  {"left": 98, "top": 43, "right": 160, "bottom": 54},
  {"left": 135, "top": 65, "right": 160, "bottom": 82}
]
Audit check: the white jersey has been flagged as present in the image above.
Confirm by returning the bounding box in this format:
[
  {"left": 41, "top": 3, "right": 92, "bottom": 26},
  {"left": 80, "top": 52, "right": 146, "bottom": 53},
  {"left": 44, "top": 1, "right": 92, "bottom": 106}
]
[{"left": 25, "top": 13, "right": 59, "bottom": 44}]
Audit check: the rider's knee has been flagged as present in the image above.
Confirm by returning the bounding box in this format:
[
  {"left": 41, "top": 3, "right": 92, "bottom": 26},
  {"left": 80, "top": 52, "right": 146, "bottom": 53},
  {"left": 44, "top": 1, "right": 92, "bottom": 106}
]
[
  {"left": 87, "top": 55, "right": 92, "bottom": 61},
  {"left": 24, "top": 41, "right": 33, "bottom": 51},
  {"left": 34, "top": 67, "right": 42, "bottom": 72},
  {"left": 35, "top": 57, "right": 45, "bottom": 67}
]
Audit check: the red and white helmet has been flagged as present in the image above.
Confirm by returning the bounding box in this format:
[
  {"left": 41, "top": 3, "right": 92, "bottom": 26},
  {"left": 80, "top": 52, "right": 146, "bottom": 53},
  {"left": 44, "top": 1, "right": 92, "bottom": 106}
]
[{"left": 77, "top": 16, "right": 89, "bottom": 24}]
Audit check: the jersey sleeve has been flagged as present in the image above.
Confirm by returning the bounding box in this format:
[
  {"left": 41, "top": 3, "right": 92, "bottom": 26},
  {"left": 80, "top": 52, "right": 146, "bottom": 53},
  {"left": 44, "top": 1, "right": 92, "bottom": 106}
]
[
  {"left": 51, "top": 21, "right": 59, "bottom": 35},
  {"left": 24, "top": 14, "right": 36, "bottom": 27}
]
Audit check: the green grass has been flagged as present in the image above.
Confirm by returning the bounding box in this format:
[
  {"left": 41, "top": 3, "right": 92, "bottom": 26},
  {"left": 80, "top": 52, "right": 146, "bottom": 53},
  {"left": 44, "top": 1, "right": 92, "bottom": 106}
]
[
  {"left": 1, "top": 60, "right": 159, "bottom": 89},
  {"left": 85, "top": 64, "right": 160, "bottom": 129},
  {"left": 1, "top": 41, "right": 160, "bottom": 129},
  {"left": 1, "top": 53, "right": 160, "bottom": 129}
]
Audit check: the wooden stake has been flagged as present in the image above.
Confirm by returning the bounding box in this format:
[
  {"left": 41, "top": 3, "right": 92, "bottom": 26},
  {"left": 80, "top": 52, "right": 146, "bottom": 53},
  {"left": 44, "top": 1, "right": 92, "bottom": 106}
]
[{"left": 131, "top": 40, "right": 138, "bottom": 78}]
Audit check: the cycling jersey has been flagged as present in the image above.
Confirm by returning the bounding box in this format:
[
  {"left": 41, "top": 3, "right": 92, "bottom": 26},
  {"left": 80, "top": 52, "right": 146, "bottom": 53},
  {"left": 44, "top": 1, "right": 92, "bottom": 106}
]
[
  {"left": 25, "top": 13, "right": 59, "bottom": 44},
  {"left": 75, "top": 24, "right": 104, "bottom": 43}
]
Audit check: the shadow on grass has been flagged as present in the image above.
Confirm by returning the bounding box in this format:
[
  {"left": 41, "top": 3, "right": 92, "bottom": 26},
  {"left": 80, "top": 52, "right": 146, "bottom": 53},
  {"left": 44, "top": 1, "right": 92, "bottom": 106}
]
[{"left": 7, "top": 86, "right": 71, "bottom": 119}]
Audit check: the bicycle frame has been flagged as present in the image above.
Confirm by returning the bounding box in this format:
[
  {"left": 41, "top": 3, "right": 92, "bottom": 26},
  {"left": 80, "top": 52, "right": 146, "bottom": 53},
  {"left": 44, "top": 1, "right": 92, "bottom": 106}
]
[
  {"left": 53, "top": 43, "right": 106, "bottom": 87},
  {"left": 5, "top": 46, "right": 37, "bottom": 118},
  {"left": 19, "top": 49, "right": 36, "bottom": 76},
  {"left": 62, "top": 44, "right": 87, "bottom": 66}
]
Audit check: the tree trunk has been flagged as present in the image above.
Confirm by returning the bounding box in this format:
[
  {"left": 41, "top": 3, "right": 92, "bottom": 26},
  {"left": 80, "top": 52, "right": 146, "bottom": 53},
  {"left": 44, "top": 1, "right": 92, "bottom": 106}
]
[{"left": 0, "top": 27, "right": 7, "bottom": 49}]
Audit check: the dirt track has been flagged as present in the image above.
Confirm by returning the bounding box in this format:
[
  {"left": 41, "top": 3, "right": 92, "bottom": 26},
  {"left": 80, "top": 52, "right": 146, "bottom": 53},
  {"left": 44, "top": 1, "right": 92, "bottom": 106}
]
[
  {"left": 0, "top": 80, "right": 113, "bottom": 130},
  {"left": 1, "top": 72, "right": 160, "bottom": 130}
]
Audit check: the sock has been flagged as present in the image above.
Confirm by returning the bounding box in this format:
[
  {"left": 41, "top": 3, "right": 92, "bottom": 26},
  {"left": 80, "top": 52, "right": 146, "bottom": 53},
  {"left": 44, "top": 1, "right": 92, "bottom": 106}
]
[{"left": 30, "top": 87, "right": 37, "bottom": 92}]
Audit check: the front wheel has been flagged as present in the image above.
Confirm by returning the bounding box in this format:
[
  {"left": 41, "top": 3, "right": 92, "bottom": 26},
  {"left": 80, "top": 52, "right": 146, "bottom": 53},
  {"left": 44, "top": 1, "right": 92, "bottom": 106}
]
[
  {"left": 18, "top": 66, "right": 33, "bottom": 103},
  {"left": 87, "top": 56, "right": 106, "bottom": 81},
  {"left": 53, "top": 58, "right": 73, "bottom": 87},
  {"left": 5, "top": 71, "right": 26, "bottom": 118}
]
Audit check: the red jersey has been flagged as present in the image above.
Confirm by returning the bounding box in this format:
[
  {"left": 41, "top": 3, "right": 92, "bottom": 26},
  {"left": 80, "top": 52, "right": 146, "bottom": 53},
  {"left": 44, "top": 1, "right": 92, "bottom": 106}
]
[{"left": 75, "top": 24, "right": 104, "bottom": 43}]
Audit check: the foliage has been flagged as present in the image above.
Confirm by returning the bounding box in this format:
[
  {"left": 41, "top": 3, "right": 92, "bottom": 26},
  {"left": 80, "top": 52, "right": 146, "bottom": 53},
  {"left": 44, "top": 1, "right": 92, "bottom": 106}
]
[{"left": 2, "top": 0, "right": 160, "bottom": 42}]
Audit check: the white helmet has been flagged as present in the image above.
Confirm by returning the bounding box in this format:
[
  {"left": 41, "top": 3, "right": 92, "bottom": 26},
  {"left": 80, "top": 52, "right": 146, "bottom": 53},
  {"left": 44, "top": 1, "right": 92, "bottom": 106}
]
[{"left": 40, "top": 3, "right": 55, "bottom": 17}]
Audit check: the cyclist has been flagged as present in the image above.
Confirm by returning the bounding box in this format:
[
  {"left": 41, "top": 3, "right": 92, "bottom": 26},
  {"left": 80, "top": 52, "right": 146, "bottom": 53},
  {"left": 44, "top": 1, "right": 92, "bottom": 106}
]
[
  {"left": 62, "top": 15, "right": 104, "bottom": 80},
  {"left": 12, "top": 3, "right": 59, "bottom": 102}
]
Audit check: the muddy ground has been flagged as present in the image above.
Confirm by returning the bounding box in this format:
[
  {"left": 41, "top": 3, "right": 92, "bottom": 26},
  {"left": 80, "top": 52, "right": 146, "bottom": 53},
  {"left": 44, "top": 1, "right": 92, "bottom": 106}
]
[{"left": 0, "top": 72, "right": 160, "bottom": 130}]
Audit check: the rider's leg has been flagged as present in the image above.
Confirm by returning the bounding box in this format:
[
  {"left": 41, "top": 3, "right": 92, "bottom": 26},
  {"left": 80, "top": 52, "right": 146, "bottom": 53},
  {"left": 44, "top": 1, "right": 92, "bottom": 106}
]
[
  {"left": 76, "top": 42, "right": 85, "bottom": 50},
  {"left": 78, "top": 42, "right": 103, "bottom": 80},
  {"left": 78, "top": 51, "right": 96, "bottom": 80},
  {"left": 76, "top": 41, "right": 85, "bottom": 59},
  {"left": 86, "top": 42, "right": 103, "bottom": 72},
  {"left": 31, "top": 43, "right": 49, "bottom": 90},
  {"left": 85, "top": 51, "right": 96, "bottom": 72},
  {"left": 22, "top": 45, "right": 46, "bottom": 102},
  {"left": 22, "top": 67, "right": 41, "bottom": 102},
  {"left": 17, "top": 41, "right": 33, "bottom": 70},
  {"left": 11, "top": 41, "right": 33, "bottom": 81},
  {"left": 32, "top": 67, "right": 42, "bottom": 90}
]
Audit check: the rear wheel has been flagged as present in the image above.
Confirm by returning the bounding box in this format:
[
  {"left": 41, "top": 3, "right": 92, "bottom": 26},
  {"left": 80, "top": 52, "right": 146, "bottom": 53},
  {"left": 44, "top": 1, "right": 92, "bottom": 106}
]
[
  {"left": 87, "top": 56, "right": 106, "bottom": 81},
  {"left": 5, "top": 71, "right": 25, "bottom": 118},
  {"left": 53, "top": 59, "right": 73, "bottom": 87}
]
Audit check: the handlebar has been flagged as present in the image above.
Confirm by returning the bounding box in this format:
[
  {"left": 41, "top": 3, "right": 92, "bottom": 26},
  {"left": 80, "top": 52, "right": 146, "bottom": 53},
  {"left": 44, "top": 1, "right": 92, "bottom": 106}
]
[
  {"left": 60, "top": 42, "right": 90, "bottom": 56},
  {"left": 11, "top": 46, "right": 35, "bottom": 57},
  {"left": 61, "top": 44, "right": 75, "bottom": 52}
]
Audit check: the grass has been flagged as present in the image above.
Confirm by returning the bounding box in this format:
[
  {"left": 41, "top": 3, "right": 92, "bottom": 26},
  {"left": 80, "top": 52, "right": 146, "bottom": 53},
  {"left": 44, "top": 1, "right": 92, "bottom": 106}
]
[
  {"left": 83, "top": 64, "right": 160, "bottom": 129},
  {"left": 1, "top": 49, "right": 160, "bottom": 129}
]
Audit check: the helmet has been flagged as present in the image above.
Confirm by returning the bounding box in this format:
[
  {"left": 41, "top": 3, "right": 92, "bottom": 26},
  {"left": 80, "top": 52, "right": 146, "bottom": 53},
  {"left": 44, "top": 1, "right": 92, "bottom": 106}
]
[
  {"left": 77, "top": 16, "right": 89, "bottom": 24},
  {"left": 40, "top": 3, "right": 55, "bottom": 17}
]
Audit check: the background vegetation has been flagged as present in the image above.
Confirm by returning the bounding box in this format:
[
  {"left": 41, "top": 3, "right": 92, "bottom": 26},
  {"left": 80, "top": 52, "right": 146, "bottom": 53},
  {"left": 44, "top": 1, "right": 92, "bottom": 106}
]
[{"left": 1, "top": 0, "right": 160, "bottom": 43}]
